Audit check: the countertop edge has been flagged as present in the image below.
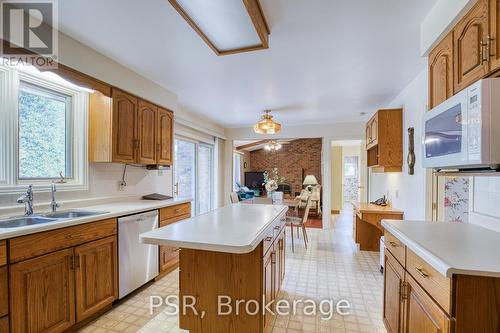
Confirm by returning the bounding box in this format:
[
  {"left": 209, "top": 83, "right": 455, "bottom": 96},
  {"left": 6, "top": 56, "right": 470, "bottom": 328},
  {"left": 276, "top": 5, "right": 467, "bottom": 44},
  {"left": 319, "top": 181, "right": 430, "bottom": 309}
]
[
  {"left": 382, "top": 220, "right": 453, "bottom": 277},
  {"left": 140, "top": 205, "right": 288, "bottom": 254},
  {"left": 0, "top": 198, "right": 192, "bottom": 240}
]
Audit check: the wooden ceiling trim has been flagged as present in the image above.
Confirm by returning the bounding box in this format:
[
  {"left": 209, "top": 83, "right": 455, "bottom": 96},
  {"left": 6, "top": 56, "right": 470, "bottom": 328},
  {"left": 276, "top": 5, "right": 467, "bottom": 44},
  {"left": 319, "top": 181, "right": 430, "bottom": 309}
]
[{"left": 168, "top": 0, "right": 270, "bottom": 56}]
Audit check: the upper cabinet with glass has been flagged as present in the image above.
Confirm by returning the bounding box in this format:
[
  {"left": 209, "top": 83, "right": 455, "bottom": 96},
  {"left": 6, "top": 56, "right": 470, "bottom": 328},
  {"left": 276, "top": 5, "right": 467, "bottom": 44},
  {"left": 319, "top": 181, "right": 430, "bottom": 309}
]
[{"left": 89, "top": 88, "right": 173, "bottom": 166}]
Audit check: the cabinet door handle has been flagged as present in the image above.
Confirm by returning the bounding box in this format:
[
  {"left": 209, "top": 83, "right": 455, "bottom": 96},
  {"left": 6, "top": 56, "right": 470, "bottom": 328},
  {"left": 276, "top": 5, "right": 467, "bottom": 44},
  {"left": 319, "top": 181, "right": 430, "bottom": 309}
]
[
  {"left": 265, "top": 236, "right": 273, "bottom": 242},
  {"left": 481, "top": 38, "right": 489, "bottom": 64},
  {"left": 274, "top": 226, "right": 281, "bottom": 230},
  {"left": 156, "top": 143, "right": 161, "bottom": 153},
  {"left": 488, "top": 36, "right": 496, "bottom": 57},
  {"left": 415, "top": 267, "right": 429, "bottom": 279},
  {"left": 66, "top": 233, "right": 82, "bottom": 239},
  {"left": 389, "top": 241, "right": 398, "bottom": 247}
]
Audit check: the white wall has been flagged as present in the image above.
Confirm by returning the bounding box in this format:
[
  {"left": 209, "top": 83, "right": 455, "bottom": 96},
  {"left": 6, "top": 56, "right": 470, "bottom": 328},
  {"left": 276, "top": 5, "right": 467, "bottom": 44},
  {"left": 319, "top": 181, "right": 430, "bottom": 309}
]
[
  {"left": 0, "top": 32, "right": 225, "bottom": 211},
  {"left": 420, "top": 0, "right": 476, "bottom": 55},
  {"left": 370, "top": 68, "right": 430, "bottom": 220}
]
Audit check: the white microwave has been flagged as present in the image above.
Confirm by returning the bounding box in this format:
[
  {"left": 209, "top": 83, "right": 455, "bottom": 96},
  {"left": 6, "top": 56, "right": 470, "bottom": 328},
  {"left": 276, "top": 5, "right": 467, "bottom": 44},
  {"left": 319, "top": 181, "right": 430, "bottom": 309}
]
[{"left": 423, "top": 78, "right": 500, "bottom": 170}]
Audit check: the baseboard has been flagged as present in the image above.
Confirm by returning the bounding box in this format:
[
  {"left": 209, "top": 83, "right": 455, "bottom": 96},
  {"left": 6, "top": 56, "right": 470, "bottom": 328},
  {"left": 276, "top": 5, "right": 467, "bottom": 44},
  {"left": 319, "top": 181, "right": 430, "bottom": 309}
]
[{"left": 331, "top": 209, "right": 340, "bottom": 214}]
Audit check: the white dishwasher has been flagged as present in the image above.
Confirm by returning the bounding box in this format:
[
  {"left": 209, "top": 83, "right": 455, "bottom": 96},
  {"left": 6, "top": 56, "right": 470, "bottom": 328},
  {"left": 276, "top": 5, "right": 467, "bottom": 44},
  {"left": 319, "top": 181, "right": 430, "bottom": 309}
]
[{"left": 118, "top": 210, "right": 159, "bottom": 299}]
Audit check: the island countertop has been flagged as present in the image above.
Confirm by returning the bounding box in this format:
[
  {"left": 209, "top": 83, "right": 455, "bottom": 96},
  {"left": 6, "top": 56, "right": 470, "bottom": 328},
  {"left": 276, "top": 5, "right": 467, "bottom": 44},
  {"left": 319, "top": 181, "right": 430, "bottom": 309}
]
[
  {"left": 353, "top": 202, "right": 404, "bottom": 214},
  {"left": 382, "top": 220, "right": 500, "bottom": 278},
  {"left": 140, "top": 204, "right": 288, "bottom": 254}
]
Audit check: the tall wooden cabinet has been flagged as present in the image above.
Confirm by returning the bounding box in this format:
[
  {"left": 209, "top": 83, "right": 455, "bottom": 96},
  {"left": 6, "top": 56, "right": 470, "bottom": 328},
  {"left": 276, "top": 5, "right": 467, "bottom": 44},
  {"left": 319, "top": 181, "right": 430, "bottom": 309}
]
[
  {"left": 429, "top": 33, "right": 454, "bottom": 109},
  {"left": 90, "top": 89, "right": 174, "bottom": 166}
]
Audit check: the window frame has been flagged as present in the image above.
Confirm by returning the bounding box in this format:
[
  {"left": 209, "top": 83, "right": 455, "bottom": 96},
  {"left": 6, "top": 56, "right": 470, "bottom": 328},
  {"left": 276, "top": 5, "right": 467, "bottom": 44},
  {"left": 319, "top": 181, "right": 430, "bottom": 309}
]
[
  {"left": 17, "top": 81, "right": 74, "bottom": 181},
  {"left": 0, "top": 65, "right": 89, "bottom": 193}
]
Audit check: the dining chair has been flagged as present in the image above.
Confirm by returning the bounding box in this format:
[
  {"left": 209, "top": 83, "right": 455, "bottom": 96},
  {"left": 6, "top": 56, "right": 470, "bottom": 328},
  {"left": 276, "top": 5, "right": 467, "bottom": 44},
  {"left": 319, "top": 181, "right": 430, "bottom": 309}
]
[
  {"left": 230, "top": 192, "right": 240, "bottom": 204},
  {"left": 286, "top": 196, "right": 310, "bottom": 252}
]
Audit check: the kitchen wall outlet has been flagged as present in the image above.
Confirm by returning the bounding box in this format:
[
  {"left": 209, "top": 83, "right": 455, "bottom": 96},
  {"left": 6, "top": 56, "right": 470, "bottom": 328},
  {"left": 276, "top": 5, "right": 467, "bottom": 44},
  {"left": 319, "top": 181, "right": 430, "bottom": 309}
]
[{"left": 118, "top": 180, "right": 127, "bottom": 191}]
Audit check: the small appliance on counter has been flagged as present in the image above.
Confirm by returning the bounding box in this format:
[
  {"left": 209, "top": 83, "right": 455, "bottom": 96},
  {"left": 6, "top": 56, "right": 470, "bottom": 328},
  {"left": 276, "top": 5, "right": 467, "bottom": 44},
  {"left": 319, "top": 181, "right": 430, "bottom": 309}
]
[
  {"left": 142, "top": 193, "right": 173, "bottom": 200},
  {"left": 371, "top": 195, "right": 388, "bottom": 206}
]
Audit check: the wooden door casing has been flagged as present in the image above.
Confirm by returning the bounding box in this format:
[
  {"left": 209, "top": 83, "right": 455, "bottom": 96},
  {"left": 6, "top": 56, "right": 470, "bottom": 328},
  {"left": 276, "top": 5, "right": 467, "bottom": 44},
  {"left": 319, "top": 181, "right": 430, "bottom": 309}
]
[
  {"left": 157, "top": 107, "right": 173, "bottom": 165},
  {"left": 10, "top": 248, "right": 75, "bottom": 333},
  {"left": 429, "top": 33, "right": 454, "bottom": 109},
  {"left": 453, "top": 0, "right": 489, "bottom": 93},
  {"left": 74, "top": 236, "right": 118, "bottom": 322},
  {"left": 112, "top": 89, "right": 137, "bottom": 163},
  {"left": 137, "top": 100, "right": 157, "bottom": 165},
  {"left": 404, "top": 275, "right": 451, "bottom": 333},
  {"left": 383, "top": 251, "right": 405, "bottom": 333}
]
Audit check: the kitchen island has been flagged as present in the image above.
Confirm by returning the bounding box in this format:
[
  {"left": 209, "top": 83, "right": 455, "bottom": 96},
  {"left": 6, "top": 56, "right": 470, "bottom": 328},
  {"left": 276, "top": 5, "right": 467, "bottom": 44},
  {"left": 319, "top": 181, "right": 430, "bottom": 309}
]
[{"left": 140, "top": 204, "right": 288, "bottom": 333}]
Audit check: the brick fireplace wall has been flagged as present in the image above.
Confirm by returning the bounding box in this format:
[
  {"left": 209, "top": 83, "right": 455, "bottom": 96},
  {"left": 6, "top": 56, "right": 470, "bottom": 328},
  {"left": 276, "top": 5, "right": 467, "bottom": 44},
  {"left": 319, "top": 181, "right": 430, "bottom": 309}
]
[{"left": 249, "top": 138, "right": 322, "bottom": 195}]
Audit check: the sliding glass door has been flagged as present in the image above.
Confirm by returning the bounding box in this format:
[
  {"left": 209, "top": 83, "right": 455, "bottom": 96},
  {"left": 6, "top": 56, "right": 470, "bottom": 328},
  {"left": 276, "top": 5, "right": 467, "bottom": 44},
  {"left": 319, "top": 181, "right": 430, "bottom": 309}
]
[{"left": 174, "top": 138, "right": 214, "bottom": 215}]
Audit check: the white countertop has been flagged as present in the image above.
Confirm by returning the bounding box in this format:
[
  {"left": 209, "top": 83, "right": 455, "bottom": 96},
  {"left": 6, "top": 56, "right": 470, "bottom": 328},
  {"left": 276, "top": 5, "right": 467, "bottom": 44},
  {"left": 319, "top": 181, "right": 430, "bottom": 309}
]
[
  {"left": 0, "top": 197, "right": 192, "bottom": 240},
  {"left": 382, "top": 220, "right": 500, "bottom": 278},
  {"left": 140, "top": 204, "right": 288, "bottom": 254}
]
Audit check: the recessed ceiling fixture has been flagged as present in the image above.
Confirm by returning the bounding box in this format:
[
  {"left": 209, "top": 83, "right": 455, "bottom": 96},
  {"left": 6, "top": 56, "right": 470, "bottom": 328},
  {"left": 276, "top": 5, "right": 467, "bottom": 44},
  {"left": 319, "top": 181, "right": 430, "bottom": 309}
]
[
  {"left": 264, "top": 140, "right": 282, "bottom": 151},
  {"left": 254, "top": 111, "right": 281, "bottom": 135},
  {"left": 168, "top": 0, "right": 270, "bottom": 56}
]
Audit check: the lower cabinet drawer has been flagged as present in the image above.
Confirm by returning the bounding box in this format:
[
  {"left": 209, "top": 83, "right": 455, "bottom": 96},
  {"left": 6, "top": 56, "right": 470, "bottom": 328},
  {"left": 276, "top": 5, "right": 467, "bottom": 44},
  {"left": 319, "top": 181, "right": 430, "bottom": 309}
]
[
  {"left": 160, "top": 213, "right": 190, "bottom": 228},
  {"left": 0, "top": 316, "right": 8, "bottom": 333},
  {"left": 9, "top": 218, "right": 117, "bottom": 263},
  {"left": 407, "top": 249, "right": 452, "bottom": 313},
  {"left": 0, "top": 266, "right": 7, "bottom": 318},
  {"left": 160, "top": 245, "right": 179, "bottom": 272},
  {"left": 384, "top": 231, "right": 406, "bottom": 266},
  {"left": 160, "top": 203, "right": 191, "bottom": 220}
]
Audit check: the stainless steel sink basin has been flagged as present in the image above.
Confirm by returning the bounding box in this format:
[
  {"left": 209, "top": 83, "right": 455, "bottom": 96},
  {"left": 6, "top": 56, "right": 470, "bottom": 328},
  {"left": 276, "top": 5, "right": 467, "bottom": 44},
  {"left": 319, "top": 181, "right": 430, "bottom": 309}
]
[
  {"left": 43, "top": 210, "right": 108, "bottom": 219},
  {"left": 0, "top": 216, "right": 57, "bottom": 228}
]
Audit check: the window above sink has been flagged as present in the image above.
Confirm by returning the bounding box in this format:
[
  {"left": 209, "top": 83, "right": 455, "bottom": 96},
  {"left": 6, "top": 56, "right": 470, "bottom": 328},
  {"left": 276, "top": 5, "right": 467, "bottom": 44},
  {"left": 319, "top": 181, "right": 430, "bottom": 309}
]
[{"left": 0, "top": 64, "right": 89, "bottom": 193}]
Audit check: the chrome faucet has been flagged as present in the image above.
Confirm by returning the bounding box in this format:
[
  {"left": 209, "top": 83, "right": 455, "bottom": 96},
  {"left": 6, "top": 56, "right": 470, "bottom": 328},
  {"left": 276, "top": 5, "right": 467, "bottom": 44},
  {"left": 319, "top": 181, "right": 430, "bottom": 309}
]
[
  {"left": 17, "top": 185, "right": 34, "bottom": 216},
  {"left": 51, "top": 183, "right": 59, "bottom": 212}
]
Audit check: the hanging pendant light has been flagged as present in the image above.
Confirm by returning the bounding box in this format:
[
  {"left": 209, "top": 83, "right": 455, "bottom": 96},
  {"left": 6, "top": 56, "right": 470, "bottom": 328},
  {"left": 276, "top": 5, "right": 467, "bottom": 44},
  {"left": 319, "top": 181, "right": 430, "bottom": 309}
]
[
  {"left": 264, "top": 141, "right": 282, "bottom": 151},
  {"left": 253, "top": 110, "right": 281, "bottom": 135}
]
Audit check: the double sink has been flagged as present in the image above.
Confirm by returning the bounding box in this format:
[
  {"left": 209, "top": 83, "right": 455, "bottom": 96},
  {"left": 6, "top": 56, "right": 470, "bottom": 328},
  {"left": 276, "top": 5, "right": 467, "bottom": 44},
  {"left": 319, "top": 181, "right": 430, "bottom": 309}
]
[{"left": 0, "top": 210, "right": 108, "bottom": 228}]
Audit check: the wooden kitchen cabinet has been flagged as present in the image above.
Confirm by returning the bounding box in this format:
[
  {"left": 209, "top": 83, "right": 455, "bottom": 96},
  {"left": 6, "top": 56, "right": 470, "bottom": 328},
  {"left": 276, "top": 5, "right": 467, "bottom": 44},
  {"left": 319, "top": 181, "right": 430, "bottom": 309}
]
[
  {"left": 383, "top": 251, "right": 405, "bottom": 333},
  {"left": 158, "top": 203, "right": 192, "bottom": 276},
  {"left": 263, "top": 246, "right": 275, "bottom": 330},
  {"left": 453, "top": 0, "right": 489, "bottom": 93},
  {"left": 137, "top": 100, "right": 158, "bottom": 165},
  {"left": 429, "top": 33, "right": 454, "bottom": 109},
  {"left": 0, "top": 316, "right": 8, "bottom": 333},
  {"left": 405, "top": 275, "right": 451, "bottom": 333},
  {"left": 383, "top": 229, "right": 499, "bottom": 333},
  {"left": 489, "top": 0, "right": 500, "bottom": 72},
  {"left": 365, "top": 109, "right": 402, "bottom": 172},
  {"left": 0, "top": 266, "right": 8, "bottom": 319},
  {"left": 8, "top": 218, "right": 118, "bottom": 333},
  {"left": 90, "top": 89, "right": 174, "bottom": 166},
  {"left": 10, "top": 248, "right": 76, "bottom": 333},
  {"left": 112, "top": 89, "right": 138, "bottom": 163},
  {"left": 75, "top": 236, "right": 118, "bottom": 322},
  {"left": 157, "top": 107, "right": 173, "bottom": 166}
]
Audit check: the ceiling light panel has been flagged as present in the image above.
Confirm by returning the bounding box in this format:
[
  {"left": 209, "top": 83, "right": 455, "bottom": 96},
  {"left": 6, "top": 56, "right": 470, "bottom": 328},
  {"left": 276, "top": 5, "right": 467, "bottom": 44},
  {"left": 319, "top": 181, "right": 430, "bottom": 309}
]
[{"left": 170, "top": 0, "right": 270, "bottom": 55}]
